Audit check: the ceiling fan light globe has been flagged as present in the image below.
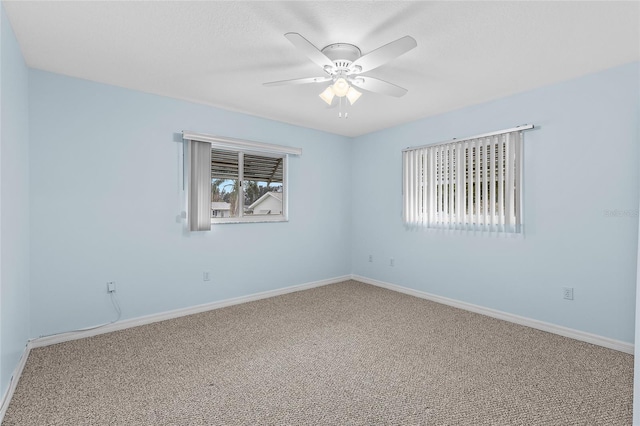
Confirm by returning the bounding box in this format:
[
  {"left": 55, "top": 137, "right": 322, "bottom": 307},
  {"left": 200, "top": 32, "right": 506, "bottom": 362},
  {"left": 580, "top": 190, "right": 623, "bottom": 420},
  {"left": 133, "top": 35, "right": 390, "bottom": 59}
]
[
  {"left": 319, "top": 86, "right": 336, "bottom": 105},
  {"left": 332, "top": 78, "right": 350, "bottom": 97},
  {"left": 346, "top": 87, "right": 362, "bottom": 105}
]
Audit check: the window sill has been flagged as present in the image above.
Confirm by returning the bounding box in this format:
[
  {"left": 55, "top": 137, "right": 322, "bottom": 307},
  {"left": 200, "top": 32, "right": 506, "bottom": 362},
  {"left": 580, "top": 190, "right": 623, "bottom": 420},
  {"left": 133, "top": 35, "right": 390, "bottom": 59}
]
[
  {"left": 405, "top": 224, "right": 524, "bottom": 238},
  {"left": 211, "top": 216, "right": 288, "bottom": 225}
]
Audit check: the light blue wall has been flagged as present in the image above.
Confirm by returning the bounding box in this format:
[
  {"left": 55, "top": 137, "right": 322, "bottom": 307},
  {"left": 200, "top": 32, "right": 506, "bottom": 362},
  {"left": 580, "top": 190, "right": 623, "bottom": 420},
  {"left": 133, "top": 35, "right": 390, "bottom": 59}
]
[
  {"left": 0, "top": 3, "right": 30, "bottom": 395},
  {"left": 634, "top": 206, "right": 640, "bottom": 424},
  {"left": 351, "top": 62, "right": 640, "bottom": 343},
  {"left": 17, "top": 45, "right": 640, "bottom": 346},
  {"left": 28, "top": 70, "right": 352, "bottom": 337}
]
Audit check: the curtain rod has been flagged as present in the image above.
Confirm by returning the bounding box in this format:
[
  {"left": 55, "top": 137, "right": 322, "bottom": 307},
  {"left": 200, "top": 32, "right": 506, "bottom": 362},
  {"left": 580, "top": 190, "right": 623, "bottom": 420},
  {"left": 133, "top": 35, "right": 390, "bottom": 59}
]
[{"left": 402, "top": 124, "right": 534, "bottom": 152}]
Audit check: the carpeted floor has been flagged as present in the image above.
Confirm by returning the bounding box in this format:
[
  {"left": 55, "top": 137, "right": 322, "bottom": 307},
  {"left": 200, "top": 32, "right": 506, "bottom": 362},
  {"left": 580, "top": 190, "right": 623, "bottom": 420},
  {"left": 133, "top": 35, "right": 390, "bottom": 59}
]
[{"left": 3, "top": 280, "right": 633, "bottom": 425}]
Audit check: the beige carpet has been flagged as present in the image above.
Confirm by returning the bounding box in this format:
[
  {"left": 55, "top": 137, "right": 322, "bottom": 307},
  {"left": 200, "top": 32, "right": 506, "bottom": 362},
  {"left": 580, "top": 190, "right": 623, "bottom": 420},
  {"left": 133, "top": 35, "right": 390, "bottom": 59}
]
[{"left": 3, "top": 280, "right": 633, "bottom": 425}]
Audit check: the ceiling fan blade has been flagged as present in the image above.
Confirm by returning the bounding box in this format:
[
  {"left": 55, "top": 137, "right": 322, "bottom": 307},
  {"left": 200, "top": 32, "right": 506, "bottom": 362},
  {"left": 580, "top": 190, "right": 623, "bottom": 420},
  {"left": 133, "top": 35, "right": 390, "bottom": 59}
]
[
  {"left": 349, "top": 36, "right": 417, "bottom": 74},
  {"left": 263, "top": 76, "right": 331, "bottom": 87},
  {"left": 284, "top": 32, "right": 334, "bottom": 71},
  {"left": 351, "top": 76, "right": 408, "bottom": 97}
]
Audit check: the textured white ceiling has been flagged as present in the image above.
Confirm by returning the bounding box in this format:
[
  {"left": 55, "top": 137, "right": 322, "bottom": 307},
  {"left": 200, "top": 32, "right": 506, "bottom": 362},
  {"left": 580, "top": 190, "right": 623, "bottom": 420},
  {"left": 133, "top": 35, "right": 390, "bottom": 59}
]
[{"left": 4, "top": 1, "right": 639, "bottom": 137}]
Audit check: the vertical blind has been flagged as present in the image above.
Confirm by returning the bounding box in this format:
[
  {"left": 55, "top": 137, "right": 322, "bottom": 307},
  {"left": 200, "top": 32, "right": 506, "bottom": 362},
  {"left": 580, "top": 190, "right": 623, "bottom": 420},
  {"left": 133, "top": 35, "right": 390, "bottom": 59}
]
[
  {"left": 188, "top": 140, "right": 212, "bottom": 231},
  {"left": 403, "top": 128, "right": 528, "bottom": 233}
]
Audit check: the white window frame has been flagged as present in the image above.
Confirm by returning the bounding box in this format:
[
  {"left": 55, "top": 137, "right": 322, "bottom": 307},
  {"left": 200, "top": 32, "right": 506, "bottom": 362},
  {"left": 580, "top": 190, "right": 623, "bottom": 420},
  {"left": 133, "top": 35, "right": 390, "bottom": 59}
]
[
  {"left": 211, "top": 149, "right": 288, "bottom": 224},
  {"left": 183, "top": 131, "right": 301, "bottom": 228},
  {"left": 402, "top": 125, "right": 532, "bottom": 234}
]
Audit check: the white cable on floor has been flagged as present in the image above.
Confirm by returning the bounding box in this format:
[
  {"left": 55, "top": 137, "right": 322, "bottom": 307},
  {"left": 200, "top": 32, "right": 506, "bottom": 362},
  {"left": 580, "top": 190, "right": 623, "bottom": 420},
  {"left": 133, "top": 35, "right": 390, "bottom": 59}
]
[
  {"left": 1, "top": 292, "right": 124, "bottom": 421},
  {"left": 37, "top": 291, "right": 123, "bottom": 338}
]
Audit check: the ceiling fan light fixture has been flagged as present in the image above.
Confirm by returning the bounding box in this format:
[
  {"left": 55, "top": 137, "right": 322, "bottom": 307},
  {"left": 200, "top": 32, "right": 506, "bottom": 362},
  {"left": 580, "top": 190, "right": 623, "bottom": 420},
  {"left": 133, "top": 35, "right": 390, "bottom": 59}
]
[
  {"left": 332, "top": 77, "right": 350, "bottom": 97},
  {"left": 319, "top": 86, "right": 336, "bottom": 105},
  {"left": 346, "top": 87, "right": 362, "bottom": 105}
]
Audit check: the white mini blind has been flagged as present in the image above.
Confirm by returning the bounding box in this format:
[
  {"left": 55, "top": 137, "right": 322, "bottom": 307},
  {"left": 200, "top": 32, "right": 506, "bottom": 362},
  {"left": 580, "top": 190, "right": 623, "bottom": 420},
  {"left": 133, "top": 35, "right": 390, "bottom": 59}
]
[{"left": 403, "top": 126, "right": 530, "bottom": 234}]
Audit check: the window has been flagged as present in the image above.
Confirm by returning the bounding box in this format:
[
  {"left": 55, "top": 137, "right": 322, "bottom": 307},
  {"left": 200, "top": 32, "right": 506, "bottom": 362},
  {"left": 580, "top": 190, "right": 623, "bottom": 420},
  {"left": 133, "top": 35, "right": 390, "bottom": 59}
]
[
  {"left": 402, "top": 126, "right": 531, "bottom": 234},
  {"left": 183, "top": 131, "right": 301, "bottom": 231},
  {"left": 210, "top": 148, "right": 285, "bottom": 222}
]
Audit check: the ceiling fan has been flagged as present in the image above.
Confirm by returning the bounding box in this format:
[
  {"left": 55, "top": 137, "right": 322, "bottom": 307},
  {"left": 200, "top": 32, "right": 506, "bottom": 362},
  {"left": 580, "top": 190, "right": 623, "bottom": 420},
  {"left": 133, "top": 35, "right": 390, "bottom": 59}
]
[{"left": 264, "top": 33, "right": 417, "bottom": 108}]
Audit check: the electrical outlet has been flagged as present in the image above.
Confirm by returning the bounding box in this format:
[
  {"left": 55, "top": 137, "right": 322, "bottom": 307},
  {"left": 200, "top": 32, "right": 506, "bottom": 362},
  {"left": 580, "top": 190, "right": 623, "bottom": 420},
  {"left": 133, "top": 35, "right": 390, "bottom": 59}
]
[
  {"left": 107, "top": 282, "right": 116, "bottom": 293},
  {"left": 368, "top": 255, "right": 373, "bottom": 263},
  {"left": 390, "top": 258, "right": 395, "bottom": 267},
  {"left": 203, "top": 272, "right": 211, "bottom": 281},
  {"left": 563, "top": 287, "right": 574, "bottom": 300}
]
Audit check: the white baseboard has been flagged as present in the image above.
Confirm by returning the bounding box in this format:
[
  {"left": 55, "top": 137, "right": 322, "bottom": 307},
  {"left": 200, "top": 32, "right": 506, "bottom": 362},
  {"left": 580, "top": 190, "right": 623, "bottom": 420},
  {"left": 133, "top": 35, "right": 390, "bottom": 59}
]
[
  {"left": 1, "top": 273, "right": 632, "bottom": 422},
  {"left": 2, "top": 275, "right": 348, "bottom": 422},
  {"left": 352, "top": 274, "right": 634, "bottom": 354},
  {"left": 0, "top": 343, "right": 31, "bottom": 422},
  {"left": 24, "top": 272, "right": 636, "bottom": 354},
  {"left": 30, "top": 275, "right": 350, "bottom": 349}
]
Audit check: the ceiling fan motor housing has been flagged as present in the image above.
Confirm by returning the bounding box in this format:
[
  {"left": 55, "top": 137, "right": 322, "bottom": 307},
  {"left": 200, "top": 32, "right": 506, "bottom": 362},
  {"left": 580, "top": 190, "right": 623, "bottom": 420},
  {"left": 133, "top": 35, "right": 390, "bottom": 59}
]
[{"left": 321, "top": 43, "right": 362, "bottom": 71}]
